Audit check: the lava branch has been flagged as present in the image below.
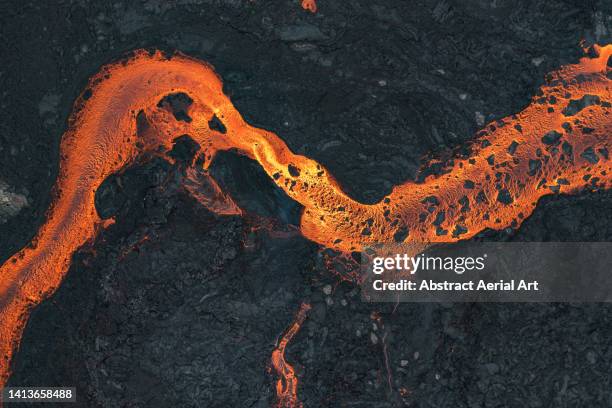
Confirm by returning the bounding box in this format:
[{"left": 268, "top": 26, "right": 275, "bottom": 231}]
[
  {"left": 0, "top": 45, "right": 609, "bottom": 392},
  {"left": 271, "top": 303, "right": 311, "bottom": 408}
]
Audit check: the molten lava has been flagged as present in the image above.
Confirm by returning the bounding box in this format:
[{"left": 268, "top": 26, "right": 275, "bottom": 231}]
[
  {"left": 0, "top": 46, "right": 610, "bottom": 401},
  {"left": 301, "top": 0, "right": 317, "bottom": 13},
  {"left": 271, "top": 303, "right": 311, "bottom": 408}
]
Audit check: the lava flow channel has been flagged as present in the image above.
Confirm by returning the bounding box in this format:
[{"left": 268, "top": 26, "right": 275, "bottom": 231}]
[
  {"left": 0, "top": 46, "right": 610, "bottom": 390},
  {"left": 271, "top": 303, "right": 311, "bottom": 408}
]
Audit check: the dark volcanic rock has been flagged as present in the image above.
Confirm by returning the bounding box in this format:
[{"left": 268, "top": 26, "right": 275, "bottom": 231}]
[
  {"left": 541, "top": 130, "right": 563, "bottom": 146},
  {"left": 496, "top": 188, "right": 513, "bottom": 205},
  {"left": 2, "top": 0, "right": 612, "bottom": 407},
  {"left": 562, "top": 94, "right": 601, "bottom": 116}
]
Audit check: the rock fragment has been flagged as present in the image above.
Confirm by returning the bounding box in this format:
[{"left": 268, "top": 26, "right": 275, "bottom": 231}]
[{"left": 0, "top": 181, "right": 28, "bottom": 223}]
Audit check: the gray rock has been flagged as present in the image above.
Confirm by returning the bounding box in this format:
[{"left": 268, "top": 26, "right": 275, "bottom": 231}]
[
  {"left": 0, "top": 180, "right": 28, "bottom": 223},
  {"left": 277, "top": 24, "right": 327, "bottom": 42}
]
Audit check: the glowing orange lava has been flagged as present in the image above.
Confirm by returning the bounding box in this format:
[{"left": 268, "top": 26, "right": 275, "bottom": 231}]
[
  {"left": 301, "top": 0, "right": 317, "bottom": 13},
  {"left": 271, "top": 303, "right": 311, "bottom": 408},
  {"left": 0, "top": 45, "right": 610, "bottom": 397}
]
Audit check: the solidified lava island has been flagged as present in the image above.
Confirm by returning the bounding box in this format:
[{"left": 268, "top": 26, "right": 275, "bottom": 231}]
[{"left": 0, "top": 45, "right": 610, "bottom": 406}]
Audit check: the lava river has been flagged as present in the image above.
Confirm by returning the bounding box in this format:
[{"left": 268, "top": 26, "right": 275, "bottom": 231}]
[{"left": 0, "top": 46, "right": 610, "bottom": 404}]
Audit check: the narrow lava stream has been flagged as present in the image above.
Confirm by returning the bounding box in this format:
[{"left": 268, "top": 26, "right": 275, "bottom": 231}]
[{"left": 271, "top": 303, "right": 311, "bottom": 408}]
